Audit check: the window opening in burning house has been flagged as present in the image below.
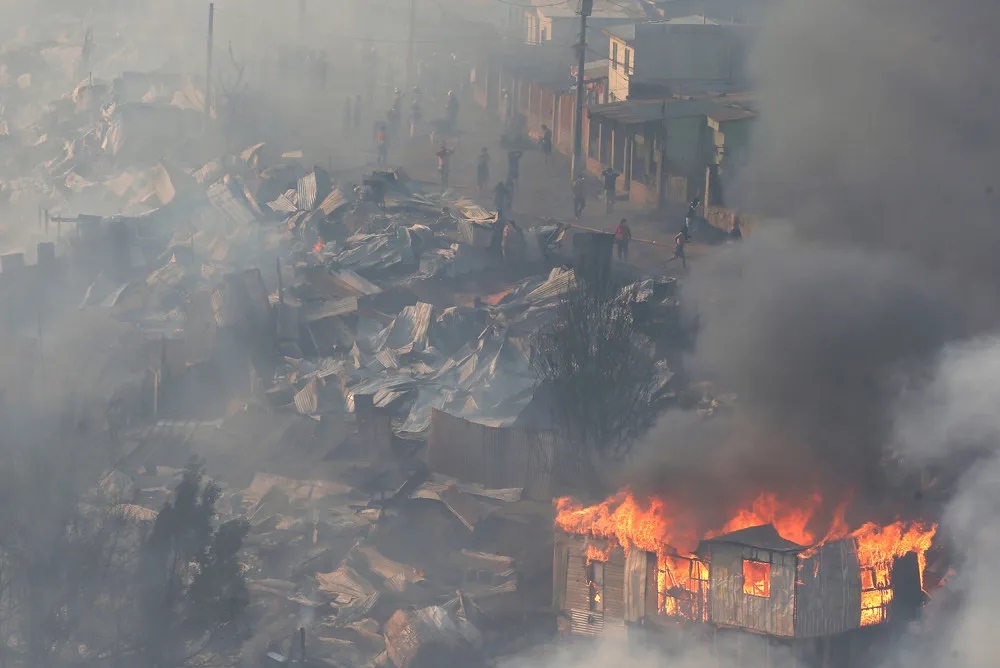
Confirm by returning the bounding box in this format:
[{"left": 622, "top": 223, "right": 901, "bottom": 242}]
[
  {"left": 588, "top": 561, "right": 605, "bottom": 613},
  {"left": 860, "top": 565, "right": 893, "bottom": 625},
  {"left": 658, "top": 556, "right": 710, "bottom": 622},
  {"left": 742, "top": 559, "right": 771, "bottom": 598}
]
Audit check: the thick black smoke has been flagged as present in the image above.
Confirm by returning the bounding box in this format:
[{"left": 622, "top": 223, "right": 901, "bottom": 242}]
[
  {"left": 627, "top": 231, "right": 965, "bottom": 528},
  {"left": 627, "top": 0, "right": 1000, "bottom": 529}
]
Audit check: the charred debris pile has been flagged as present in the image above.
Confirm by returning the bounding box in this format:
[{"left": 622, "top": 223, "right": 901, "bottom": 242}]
[{"left": 0, "top": 59, "right": 685, "bottom": 666}]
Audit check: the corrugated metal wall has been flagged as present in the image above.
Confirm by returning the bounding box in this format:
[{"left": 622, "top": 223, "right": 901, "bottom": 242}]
[
  {"left": 560, "top": 535, "right": 626, "bottom": 637},
  {"left": 708, "top": 543, "right": 796, "bottom": 637},
  {"left": 795, "top": 539, "right": 862, "bottom": 637},
  {"left": 428, "top": 409, "right": 554, "bottom": 500}
]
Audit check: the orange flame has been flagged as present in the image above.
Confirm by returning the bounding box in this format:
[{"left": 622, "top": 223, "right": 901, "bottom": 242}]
[
  {"left": 705, "top": 492, "right": 822, "bottom": 546},
  {"left": 555, "top": 490, "right": 700, "bottom": 556},
  {"left": 314, "top": 239, "right": 324, "bottom": 253},
  {"left": 556, "top": 488, "right": 938, "bottom": 627}
]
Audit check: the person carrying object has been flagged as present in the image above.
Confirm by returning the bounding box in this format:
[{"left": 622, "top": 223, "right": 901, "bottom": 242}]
[{"left": 614, "top": 218, "right": 632, "bottom": 262}]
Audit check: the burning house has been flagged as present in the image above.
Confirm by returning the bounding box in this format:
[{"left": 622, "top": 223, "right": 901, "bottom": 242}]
[{"left": 552, "top": 491, "right": 936, "bottom": 666}]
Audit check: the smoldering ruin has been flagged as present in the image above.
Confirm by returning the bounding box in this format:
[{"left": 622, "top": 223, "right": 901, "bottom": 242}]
[{"left": 1, "top": 0, "right": 998, "bottom": 667}]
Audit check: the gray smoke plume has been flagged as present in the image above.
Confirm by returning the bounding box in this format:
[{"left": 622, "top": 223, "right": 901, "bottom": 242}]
[
  {"left": 884, "top": 337, "right": 1000, "bottom": 668},
  {"left": 625, "top": 0, "right": 1000, "bottom": 544},
  {"left": 739, "top": 0, "right": 1000, "bottom": 303},
  {"left": 625, "top": 229, "right": 964, "bottom": 531}
]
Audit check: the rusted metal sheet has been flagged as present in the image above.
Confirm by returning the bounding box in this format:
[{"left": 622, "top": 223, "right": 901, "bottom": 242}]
[
  {"left": 553, "top": 534, "right": 570, "bottom": 612},
  {"left": 563, "top": 537, "right": 629, "bottom": 637},
  {"left": 794, "top": 538, "right": 862, "bottom": 637},
  {"left": 708, "top": 543, "right": 796, "bottom": 637},
  {"left": 604, "top": 553, "right": 627, "bottom": 622}
]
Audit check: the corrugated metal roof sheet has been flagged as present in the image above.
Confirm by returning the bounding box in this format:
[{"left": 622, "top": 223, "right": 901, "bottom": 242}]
[
  {"left": 301, "top": 296, "right": 360, "bottom": 323},
  {"left": 327, "top": 269, "right": 383, "bottom": 297},
  {"left": 294, "top": 379, "right": 320, "bottom": 415},
  {"left": 374, "top": 348, "right": 400, "bottom": 370},
  {"left": 526, "top": 267, "right": 576, "bottom": 302},
  {"left": 297, "top": 171, "right": 318, "bottom": 211},
  {"left": 206, "top": 181, "right": 258, "bottom": 226},
  {"left": 386, "top": 301, "right": 432, "bottom": 354},
  {"left": 268, "top": 188, "right": 298, "bottom": 213},
  {"left": 318, "top": 187, "right": 348, "bottom": 216}
]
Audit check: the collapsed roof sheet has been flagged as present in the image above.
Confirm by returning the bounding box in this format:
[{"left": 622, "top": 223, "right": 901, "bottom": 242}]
[{"left": 206, "top": 181, "right": 258, "bottom": 227}]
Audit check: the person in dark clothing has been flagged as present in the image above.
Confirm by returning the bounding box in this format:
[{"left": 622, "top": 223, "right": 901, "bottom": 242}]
[
  {"left": 369, "top": 178, "right": 386, "bottom": 210},
  {"left": 410, "top": 228, "right": 423, "bottom": 265},
  {"left": 504, "top": 176, "right": 515, "bottom": 211},
  {"left": 572, "top": 176, "right": 587, "bottom": 218},
  {"left": 601, "top": 167, "right": 619, "bottom": 214},
  {"left": 685, "top": 196, "right": 701, "bottom": 234},
  {"left": 673, "top": 231, "right": 687, "bottom": 269},
  {"left": 507, "top": 150, "right": 523, "bottom": 191},
  {"left": 493, "top": 181, "right": 508, "bottom": 220},
  {"left": 490, "top": 217, "right": 507, "bottom": 259},
  {"left": 614, "top": 218, "right": 632, "bottom": 262},
  {"left": 477, "top": 148, "right": 490, "bottom": 193},
  {"left": 729, "top": 217, "right": 743, "bottom": 241},
  {"left": 540, "top": 125, "right": 553, "bottom": 163},
  {"left": 376, "top": 123, "right": 388, "bottom": 167},
  {"left": 436, "top": 144, "right": 454, "bottom": 190}
]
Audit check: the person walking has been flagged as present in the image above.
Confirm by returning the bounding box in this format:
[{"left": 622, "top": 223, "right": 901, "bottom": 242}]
[
  {"left": 572, "top": 176, "right": 587, "bottom": 218},
  {"left": 376, "top": 123, "right": 389, "bottom": 167},
  {"left": 506, "top": 149, "right": 523, "bottom": 193},
  {"left": 540, "top": 124, "right": 553, "bottom": 163},
  {"left": 503, "top": 176, "right": 516, "bottom": 211},
  {"left": 673, "top": 230, "right": 687, "bottom": 269},
  {"left": 685, "top": 196, "right": 701, "bottom": 235},
  {"left": 477, "top": 148, "right": 490, "bottom": 194},
  {"left": 614, "top": 218, "right": 632, "bottom": 262},
  {"left": 729, "top": 217, "right": 743, "bottom": 241},
  {"left": 601, "top": 167, "right": 620, "bottom": 214},
  {"left": 493, "top": 180, "right": 508, "bottom": 220},
  {"left": 409, "top": 96, "right": 422, "bottom": 139},
  {"left": 502, "top": 219, "right": 525, "bottom": 264},
  {"left": 436, "top": 143, "right": 454, "bottom": 190}
]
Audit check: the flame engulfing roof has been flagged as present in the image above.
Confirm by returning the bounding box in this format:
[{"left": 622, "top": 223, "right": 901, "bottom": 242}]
[{"left": 705, "top": 524, "right": 805, "bottom": 552}]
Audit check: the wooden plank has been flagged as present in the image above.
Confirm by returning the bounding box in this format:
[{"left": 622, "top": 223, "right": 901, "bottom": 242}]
[
  {"left": 553, "top": 535, "right": 570, "bottom": 612},
  {"left": 624, "top": 549, "right": 648, "bottom": 622}
]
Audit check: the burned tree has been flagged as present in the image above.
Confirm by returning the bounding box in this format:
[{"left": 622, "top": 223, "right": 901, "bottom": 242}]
[
  {"left": 531, "top": 278, "right": 659, "bottom": 492},
  {"left": 136, "top": 458, "right": 250, "bottom": 668}
]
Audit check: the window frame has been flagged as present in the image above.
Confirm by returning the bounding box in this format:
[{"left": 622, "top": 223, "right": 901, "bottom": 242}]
[{"left": 742, "top": 558, "right": 772, "bottom": 598}]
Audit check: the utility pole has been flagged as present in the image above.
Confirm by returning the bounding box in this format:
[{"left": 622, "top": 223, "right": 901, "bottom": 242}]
[
  {"left": 571, "top": 0, "right": 592, "bottom": 179},
  {"left": 205, "top": 3, "right": 215, "bottom": 123},
  {"left": 406, "top": 0, "right": 417, "bottom": 90}
]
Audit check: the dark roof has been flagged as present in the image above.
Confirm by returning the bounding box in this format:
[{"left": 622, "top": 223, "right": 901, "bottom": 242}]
[
  {"left": 588, "top": 93, "right": 754, "bottom": 125},
  {"left": 708, "top": 107, "right": 756, "bottom": 123},
  {"left": 705, "top": 524, "right": 806, "bottom": 552},
  {"left": 603, "top": 23, "right": 636, "bottom": 43}
]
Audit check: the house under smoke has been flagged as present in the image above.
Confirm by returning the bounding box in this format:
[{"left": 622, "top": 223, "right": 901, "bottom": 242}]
[{"left": 553, "top": 524, "right": 925, "bottom": 666}]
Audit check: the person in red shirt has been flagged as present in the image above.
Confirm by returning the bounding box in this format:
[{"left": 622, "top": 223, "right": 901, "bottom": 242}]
[
  {"left": 614, "top": 218, "right": 632, "bottom": 262},
  {"left": 435, "top": 144, "right": 454, "bottom": 190}
]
